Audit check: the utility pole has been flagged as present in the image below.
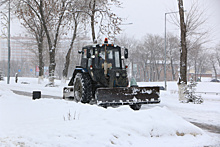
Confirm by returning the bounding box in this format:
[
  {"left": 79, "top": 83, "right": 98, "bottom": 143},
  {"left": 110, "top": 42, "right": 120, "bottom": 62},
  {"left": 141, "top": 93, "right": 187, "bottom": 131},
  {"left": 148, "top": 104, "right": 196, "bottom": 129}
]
[
  {"left": 164, "top": 11, "right": 179, "bottom": 90},
  {"left": 7, "top": 0, "right": 11, "bottom": 84}
]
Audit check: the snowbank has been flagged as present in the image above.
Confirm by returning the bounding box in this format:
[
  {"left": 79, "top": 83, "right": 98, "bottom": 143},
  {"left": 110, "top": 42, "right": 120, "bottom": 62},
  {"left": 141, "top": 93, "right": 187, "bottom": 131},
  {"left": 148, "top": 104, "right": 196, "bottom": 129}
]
[{"left": 0, "top": 78, "right": 219, "bottom": 146}]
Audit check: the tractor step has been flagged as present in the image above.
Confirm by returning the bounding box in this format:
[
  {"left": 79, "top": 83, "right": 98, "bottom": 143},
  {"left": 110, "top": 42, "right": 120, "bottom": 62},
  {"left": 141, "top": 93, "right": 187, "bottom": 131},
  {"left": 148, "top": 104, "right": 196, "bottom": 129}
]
[{"left": 63, "top": 86, "right": 74, "bottom": 99}]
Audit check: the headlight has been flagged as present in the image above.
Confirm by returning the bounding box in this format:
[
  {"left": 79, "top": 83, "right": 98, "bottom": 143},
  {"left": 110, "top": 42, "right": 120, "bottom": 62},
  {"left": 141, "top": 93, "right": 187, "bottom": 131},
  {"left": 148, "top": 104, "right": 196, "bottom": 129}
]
[{"left": 116, "top": 72, "right": 120, "bottom": 77}]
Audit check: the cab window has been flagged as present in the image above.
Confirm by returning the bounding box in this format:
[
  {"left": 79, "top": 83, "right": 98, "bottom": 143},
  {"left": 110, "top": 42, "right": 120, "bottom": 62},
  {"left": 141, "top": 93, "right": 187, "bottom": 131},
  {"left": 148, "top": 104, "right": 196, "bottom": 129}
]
[
  {"left": 83, "top": 49, "right": 87, "bottom": 58},
  {"left": 108, "top": 50, "right": 113, "bottom": 59},
  {"left": 115, "top": 51, "right": 120, "bottom": 68}
]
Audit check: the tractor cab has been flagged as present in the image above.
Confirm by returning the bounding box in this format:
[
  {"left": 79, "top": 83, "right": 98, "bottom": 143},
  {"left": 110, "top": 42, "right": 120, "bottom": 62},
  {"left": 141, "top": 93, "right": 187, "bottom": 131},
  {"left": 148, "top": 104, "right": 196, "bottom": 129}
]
[
  {"left": 80, "top": 38, "right": 128, "bottom": 70},
  {"left": 79, "top": 38, "right": 129, "bottom": 87}
]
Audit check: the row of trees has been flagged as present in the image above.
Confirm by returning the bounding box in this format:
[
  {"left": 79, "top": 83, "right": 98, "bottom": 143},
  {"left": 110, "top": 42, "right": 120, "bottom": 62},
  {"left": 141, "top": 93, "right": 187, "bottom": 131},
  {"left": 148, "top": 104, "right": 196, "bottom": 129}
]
[
  {"left": 0, "top": 31, "right": 219, "bottom": 83},
  {"left": 1, "top": 0, "right": 123, "bottom": 85},
  {"left": 116, "top": 33, "right": 220, "bottom": 82}
]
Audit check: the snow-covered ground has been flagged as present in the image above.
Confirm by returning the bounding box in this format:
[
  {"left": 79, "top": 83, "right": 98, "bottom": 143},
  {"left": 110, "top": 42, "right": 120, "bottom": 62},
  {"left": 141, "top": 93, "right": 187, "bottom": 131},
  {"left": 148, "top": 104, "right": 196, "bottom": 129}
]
[{"left": 0, "top": 77, "right": 220, "bottom": 147}]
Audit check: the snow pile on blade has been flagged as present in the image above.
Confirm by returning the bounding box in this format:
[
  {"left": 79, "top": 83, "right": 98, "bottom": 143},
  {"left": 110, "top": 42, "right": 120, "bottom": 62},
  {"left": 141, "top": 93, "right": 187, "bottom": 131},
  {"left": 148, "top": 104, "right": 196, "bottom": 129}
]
[{"left": 0, "top": 90, "right": 214, "bottom": 147}]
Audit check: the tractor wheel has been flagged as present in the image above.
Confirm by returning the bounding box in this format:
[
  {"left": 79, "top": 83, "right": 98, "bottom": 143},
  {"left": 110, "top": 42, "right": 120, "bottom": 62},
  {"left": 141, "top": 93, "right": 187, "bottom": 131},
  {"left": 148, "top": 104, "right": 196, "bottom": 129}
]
[
  {"left": 129, "top": 104, "right": 142, "bottom": 110},
  {"left": 73, "top": 73, "right": 92, "bottom": 103}
]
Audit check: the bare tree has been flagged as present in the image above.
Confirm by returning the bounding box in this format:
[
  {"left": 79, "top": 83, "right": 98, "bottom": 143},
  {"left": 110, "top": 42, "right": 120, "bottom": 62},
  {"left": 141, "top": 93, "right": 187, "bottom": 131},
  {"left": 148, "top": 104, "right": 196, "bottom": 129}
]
[
  {"left": 183, "top": 1, "right": 210, "bottom": 81},
  {"left": 197, "top": 51, "right": 209, "bottom": 80},
  {"left": 176, "top": 0, "right": 188, "bottom": 102},
  {"left": 208, "top": 53, "right": 218, "bottom": 79},
  {"left": 62, "top": 7, "right": 81, "bottom": 80},
  {"left": 187, "top": 42, "right": 203, "bottom": 81},
  {"left": 38, "top": 0, "right": 70, "bottom": 85},
  {"left": 14, "top": 1, "right": 45, "bottom": 82},
  {"left": 12, "top": 0, "right": 70, "bottom": 85},
  {"left": 185, "top": 1, "right": 209, "bottom": 49},
  {"left": 80, "top": 0, "right": 122, "bottom": 42},
  {"left": 116, "top": 34, "right": 165, "bottom": 82},
  {"left": 138, "top": 34, "right": 164, "bottom": 82},
  {"left": 166, "top": 33, "right": 180, "bottom": 81},
  {"left": 135, "top": 44, "right": 149, "bottom": 82},
  {"left": 169, "top": 0, "right": 210, "bottom": 81},
  {"left": 114, "top": 35, "right": 139, "bottom": 80}
]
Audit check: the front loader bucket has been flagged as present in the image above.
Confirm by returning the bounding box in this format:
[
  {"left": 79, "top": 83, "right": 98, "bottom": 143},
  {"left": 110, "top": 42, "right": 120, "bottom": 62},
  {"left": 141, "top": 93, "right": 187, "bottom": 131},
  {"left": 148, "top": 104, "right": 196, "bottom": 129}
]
[{"left": 96, "top": 86, "right": 160, "bottom": 106}]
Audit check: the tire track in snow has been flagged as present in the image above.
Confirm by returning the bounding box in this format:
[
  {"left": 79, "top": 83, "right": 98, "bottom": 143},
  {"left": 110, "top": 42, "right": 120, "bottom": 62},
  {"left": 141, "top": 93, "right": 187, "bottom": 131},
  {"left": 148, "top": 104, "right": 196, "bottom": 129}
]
[
  {"left": 190, "top": 122, "right": 220, "bottom": 134},
  {"left": 12, "top": 90, "right": 62, "bottom": 99}
]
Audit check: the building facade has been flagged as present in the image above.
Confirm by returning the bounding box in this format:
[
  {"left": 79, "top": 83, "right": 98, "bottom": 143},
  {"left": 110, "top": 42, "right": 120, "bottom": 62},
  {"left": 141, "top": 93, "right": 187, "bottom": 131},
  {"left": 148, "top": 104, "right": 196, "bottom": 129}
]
[
  {"left": 0, "top": 36, "right": 36, "bottom": 61},
  {"left": 0, "top": 35, "right": 37, "bottom": 77}
]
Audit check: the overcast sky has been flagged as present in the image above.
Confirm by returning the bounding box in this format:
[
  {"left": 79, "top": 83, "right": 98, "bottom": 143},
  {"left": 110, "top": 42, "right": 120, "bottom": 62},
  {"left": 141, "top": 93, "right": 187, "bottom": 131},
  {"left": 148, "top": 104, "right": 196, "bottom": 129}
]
[
  {"left": 114, "top": 0, "right": 220, "bottom": 47},
  {"left": 2, "top": 0, "right": 220, "bottom": 48}
]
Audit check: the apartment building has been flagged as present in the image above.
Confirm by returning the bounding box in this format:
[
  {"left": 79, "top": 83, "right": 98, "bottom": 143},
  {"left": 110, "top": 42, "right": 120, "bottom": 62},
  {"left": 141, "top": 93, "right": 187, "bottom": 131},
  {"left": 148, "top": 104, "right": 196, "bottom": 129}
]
[
  {"left": 0, "top": 35, "right": 91, "bottom": 77},
  {"left": 0, "top": 35, "right": 36, "bottom": 61}
]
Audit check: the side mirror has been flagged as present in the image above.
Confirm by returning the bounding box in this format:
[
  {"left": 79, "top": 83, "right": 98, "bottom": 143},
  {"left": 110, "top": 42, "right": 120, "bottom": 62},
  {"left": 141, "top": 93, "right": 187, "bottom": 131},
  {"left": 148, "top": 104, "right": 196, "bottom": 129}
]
[
  {"left": 78, "top": 50, "right": 82, "bottom": 54},
  {"left": 87, "top": 49, "right": 91, "bottom": 58},
  {"left": 124, "top": 48, "right": 128, "bottom": 59}
]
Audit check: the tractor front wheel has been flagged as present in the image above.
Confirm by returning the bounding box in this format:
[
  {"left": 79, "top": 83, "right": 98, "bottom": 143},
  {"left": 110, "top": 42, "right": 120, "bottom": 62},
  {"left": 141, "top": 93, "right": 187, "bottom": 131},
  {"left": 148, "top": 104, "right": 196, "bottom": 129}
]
[
  {"left": 73, "top": 73, "right": 92, "bottom": 103},
  {"left": 129, "top": 104, "right": 142, "bottom": 110}
]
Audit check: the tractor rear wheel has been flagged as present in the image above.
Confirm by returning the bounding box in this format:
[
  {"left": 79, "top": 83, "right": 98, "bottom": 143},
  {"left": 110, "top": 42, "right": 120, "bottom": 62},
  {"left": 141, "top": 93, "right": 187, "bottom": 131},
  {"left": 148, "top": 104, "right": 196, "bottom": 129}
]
[{"left": 73, "top": 73, "right": 92, "bottom": 103}]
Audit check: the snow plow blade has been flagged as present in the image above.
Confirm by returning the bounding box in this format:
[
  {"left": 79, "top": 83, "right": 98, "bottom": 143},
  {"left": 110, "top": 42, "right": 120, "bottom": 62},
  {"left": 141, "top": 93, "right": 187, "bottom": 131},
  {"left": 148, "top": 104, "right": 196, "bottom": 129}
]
[{"left": 96, "top": 86, "right": 160, "bottom": 106}]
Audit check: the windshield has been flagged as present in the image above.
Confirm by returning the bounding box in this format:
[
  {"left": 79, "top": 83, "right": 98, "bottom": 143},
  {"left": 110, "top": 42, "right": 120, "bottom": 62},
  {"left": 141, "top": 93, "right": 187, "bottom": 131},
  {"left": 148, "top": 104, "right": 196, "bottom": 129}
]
[{"left": 94, "top": 47, "right": 121, "bottom": 69}]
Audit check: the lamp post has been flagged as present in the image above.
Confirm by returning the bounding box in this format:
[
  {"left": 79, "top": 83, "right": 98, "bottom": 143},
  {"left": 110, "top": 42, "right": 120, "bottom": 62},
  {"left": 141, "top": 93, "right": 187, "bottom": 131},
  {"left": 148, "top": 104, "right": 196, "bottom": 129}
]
[
  {"left": 164, "top": 11, "right": 179, "bottom": 90},
  {"left": 7, "top": 0, "right": 11, "bottom": 84},
  {"left": 114, "top": 22, "right": 133, "bottom": 43}
]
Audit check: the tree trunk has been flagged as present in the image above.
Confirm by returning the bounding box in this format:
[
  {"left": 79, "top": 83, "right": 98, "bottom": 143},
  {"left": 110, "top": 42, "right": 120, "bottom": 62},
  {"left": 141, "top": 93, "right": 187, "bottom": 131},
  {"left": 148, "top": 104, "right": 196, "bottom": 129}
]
[
  {"left": 48, "top": 51, "right": 56, "bottom": 83},
  {"left": 62, "top": 49, "right": 71, "bottom": 81},
  {"left": 194, "top": 60, "right": 197, "bottom": 81},
  {"left": 143, "top": 69, "right": 146, "bottom": 82},
  {"left": 178, "top": 0, "right": 187, "bottom": 101},
  {"left": 38, "top": 41, "right": 44, "bottom": 77},
  {"left": 156, "top": 64, "right": 160, "bottom": 81},
  {"left": 144, "top": 62, "right": 147, "bottom": 82},
  {"left": 36, "top": 24, "right": 45, "bottom": 84},
  {"left": 38, "top": 36, "right": 44, "bottom": 84},
  {"left": 170, "top": 58, "right": 176, "bottom": 80},
  {"left": 212, "top": 62, "right": 217, "bottom": 79},
  {"left": 91, "top": 0, "right": 96, "bottom": 43},
  {"left": 62, "top": 21, "right": 78, "bottom": 81},
  {"left": 153, "top": 62, "right": 156, "bottom": 81},
  {"left": 217, "top": 57, "right": 220, "bottom": 67},
  {"left": 39, "top": 0, "right": 54, "bottom": 84},
  {"left": 178, "top": 0, "right": 187, "bottom": 85}
]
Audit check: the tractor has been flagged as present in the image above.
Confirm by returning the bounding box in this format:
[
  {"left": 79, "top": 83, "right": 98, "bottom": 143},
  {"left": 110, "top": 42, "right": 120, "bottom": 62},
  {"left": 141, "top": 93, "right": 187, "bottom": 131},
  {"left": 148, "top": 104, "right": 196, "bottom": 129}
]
[{"left": 63, "top": 38, "right": 160, "bottom": 110}]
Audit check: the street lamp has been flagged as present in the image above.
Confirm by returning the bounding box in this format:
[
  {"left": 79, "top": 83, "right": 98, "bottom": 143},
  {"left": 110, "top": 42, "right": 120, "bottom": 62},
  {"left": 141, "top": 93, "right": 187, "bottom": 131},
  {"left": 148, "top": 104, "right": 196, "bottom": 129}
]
[
  {"left": 114, "top": 22, "right": 133, "bottom": 43},
  {"left": 7, "top": 0, "right": 11, "bottom": 84},
  {"left": 164, "top": 11, "right": 179, "bottom": 90}
]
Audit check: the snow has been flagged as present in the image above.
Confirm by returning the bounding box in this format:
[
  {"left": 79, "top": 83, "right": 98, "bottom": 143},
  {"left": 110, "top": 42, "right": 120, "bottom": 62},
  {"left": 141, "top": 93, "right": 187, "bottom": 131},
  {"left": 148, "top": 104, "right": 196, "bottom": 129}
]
[{"left": 0, "top": 77, "right": 220, "bottom": 147}]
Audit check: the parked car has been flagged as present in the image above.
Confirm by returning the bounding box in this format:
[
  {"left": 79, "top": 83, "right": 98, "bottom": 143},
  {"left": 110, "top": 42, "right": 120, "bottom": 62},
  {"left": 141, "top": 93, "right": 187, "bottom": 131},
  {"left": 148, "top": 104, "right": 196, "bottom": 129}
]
[
  {"left": 210, "top": 79, "right": 220, "bottom": 82},
  {"left": 159, "top": 86, "right": 165, "bottom": 90}
]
